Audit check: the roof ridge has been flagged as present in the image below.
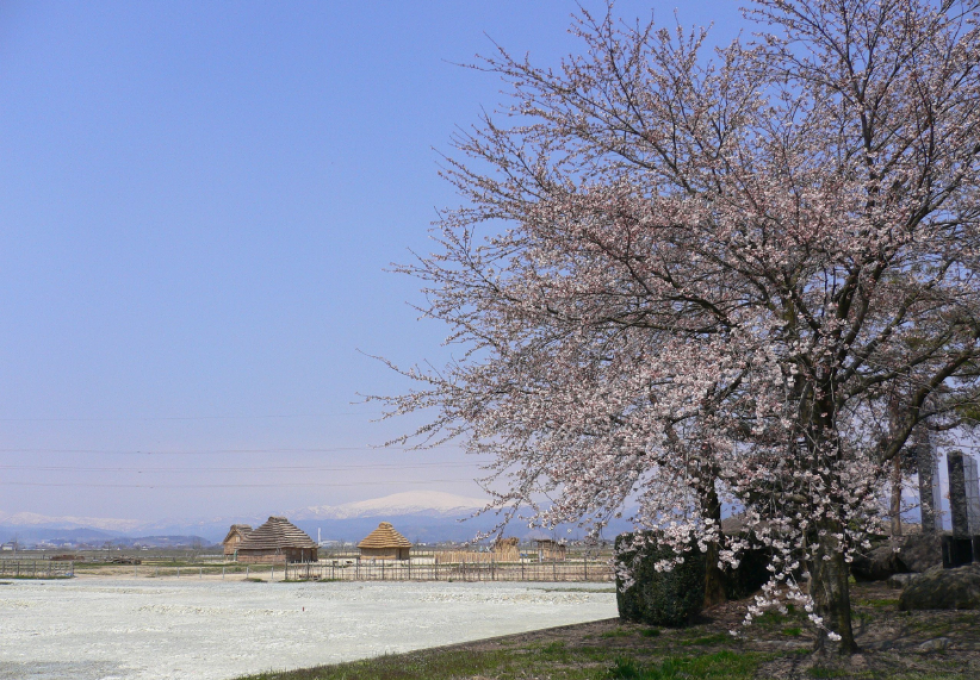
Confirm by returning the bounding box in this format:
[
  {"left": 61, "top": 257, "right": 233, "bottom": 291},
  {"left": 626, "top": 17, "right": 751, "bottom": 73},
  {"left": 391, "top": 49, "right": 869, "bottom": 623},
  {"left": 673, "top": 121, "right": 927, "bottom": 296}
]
[
  {"left": 358, "top": 521, "right": 412, "bottom": 549},
  {"left": 237, "top": 516, "right": 316, "bottom": 550}
]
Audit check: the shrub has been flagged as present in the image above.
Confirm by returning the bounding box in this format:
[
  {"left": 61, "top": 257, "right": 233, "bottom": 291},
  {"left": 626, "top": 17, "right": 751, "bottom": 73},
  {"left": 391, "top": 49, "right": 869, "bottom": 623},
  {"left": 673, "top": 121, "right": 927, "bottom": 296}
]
[
  {"left": 615, "top": 532, "right": 705, "bottom": 627},
  {"left": 722, "top": 537, "right": 772, "bottom": 600}
]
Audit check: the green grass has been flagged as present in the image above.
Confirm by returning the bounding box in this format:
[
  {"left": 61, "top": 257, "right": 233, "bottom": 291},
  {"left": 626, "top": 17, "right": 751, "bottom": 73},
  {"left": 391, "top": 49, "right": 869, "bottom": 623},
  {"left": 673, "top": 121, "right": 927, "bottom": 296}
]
[
  {"left": 855, "top": 598, "right": 899, "bottom": 609},
  {"left": 609, "top": 656, "right": 683, "bottom": 679},
  {"left": 234, "top": 639, "right": 767, "bottom": 680},
  {"left": 232, "top": 635, "right": 765, "bottom": 680},
  {"left": 808, "top": 667, "right": 848, "bottom": 678},
  {"left": 679, "top": 633, "right": 730, "bottom": 646},
  {"left": 607, "top": 651, "right": 762, "bottom": 680},
  {"left": 213, "top": 649, "right": 511, "bottom": 680},
  {"left": 754, "top": 606, "right": 804, "bottom": 629},
  {"left": 781, "top": 627, "right": 804, "bottom": 637},
  {"left": 609, "top": 656, "right": 646, "bottom": 679}
]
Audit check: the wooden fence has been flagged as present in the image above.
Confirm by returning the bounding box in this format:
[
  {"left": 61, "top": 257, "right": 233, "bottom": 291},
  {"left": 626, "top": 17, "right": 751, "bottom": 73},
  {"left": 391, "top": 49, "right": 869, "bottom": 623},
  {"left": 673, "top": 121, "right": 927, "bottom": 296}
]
[
  {"left": 0, "top": 559, "right": 74, "bottom": 579},
  {"left": 284, "top": 559, "right": 613, "bottom": 582},
  {"left": 0, "top": 557, "right": 613, "bottom": 583}
]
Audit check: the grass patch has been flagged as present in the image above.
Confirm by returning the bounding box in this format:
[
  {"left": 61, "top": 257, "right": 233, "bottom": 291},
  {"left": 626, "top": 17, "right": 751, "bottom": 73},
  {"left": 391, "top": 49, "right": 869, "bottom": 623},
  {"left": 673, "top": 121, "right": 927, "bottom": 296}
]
[
  {"left": 608, "top": 651, "right": 762, "bottom": 680},
  {"left": 680, "top": 632, "right": 730, "bottom": 646},
  {"left": 238, "top": 648, "right": 509, "bottom": 680},
  {"left": 232, "top": 633, "right": 765, "bottom": 680},
  {"left": 243, "top": 577, "right": 266, "bottom": 583},
  {"left": 782, "top": 627, "right": 804, "bottom": 637},
  {"left": 608, "top": 656, "right": 648, "bottom": 679},
  {"left": 852, "top": 609, "right": 876, "bottom": 624},
  {"left": 639, "top": 628, "right": 661, "bottom": 638},
  {"left": 600, "top": 628, "right": 634, "bottom": 638},
  {"left": 856, "top": 598, "right": 899, "bottom": 609},
  {"left": 609, "top": 656, "right": 683, "bottom": 679},
  {"left": 755, "top": 606, "right": 803, "bottom": 628}
]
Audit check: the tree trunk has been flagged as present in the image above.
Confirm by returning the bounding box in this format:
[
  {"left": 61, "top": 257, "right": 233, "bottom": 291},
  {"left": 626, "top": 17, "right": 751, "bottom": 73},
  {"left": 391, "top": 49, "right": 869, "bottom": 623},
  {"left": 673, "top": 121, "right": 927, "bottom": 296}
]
[
  {"left": 890, "top": 455, "right": 903, "bottom": 537},
  {"left": 809, "top": 519, "right": 857, "bottom": 654},
  {"left": 702, "top": 484, "right": 727, "bottom": 608}
]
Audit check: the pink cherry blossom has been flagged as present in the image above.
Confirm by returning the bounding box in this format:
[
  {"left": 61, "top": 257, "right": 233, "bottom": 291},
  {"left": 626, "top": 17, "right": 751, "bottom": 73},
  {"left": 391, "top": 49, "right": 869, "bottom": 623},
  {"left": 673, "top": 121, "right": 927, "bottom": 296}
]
[{"left": 373, "top": 0, "right": 980, "bottom": 654}]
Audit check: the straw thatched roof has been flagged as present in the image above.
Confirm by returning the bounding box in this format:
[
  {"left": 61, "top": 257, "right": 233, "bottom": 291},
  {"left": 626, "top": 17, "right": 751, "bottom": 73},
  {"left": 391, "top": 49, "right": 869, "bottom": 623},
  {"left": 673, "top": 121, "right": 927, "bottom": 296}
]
[
  {"left": 236, "top": 516, "right": 316, "bottom": 551},
  {"left": 358, "top": 522, "right": 412, "bottom": 549},
  {"left": 222, "top": 524, "right": 253, "bottom": 544}
]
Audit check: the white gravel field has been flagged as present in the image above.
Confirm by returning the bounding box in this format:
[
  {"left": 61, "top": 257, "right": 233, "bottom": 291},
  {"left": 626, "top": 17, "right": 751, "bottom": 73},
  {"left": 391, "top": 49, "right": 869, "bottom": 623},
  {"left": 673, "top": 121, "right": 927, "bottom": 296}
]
[{"left": 0, "top": 578, "right": 616, "bottom": 680}]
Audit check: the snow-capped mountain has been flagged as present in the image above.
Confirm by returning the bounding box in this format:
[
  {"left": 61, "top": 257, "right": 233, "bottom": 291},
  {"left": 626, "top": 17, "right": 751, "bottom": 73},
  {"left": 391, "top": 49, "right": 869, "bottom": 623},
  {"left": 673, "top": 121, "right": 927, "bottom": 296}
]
[
  {"left": 0, "top": 510, "right": 143, "bottom": 532},
  {"left": 291, "top": 491, "right": 490, "bottom": 520}
]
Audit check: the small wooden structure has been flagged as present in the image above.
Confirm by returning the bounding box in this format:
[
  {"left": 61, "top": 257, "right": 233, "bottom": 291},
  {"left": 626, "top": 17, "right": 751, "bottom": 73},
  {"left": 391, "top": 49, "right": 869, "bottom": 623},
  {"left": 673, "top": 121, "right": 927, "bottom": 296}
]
[
  {"left": 235, "top": 516, "right": 317, "bottom": 564},
  {"left": 222, "top": 524, "right": 253, "bottom": 556},
  {"left": 534, "top": 539, "right": 567, "bottom": 561},
  {"left": 492, "top": 537, "right": 520, "bottom": 562},
  {"left": 358, "top": 521, "right": 412, "bottom": 560}
]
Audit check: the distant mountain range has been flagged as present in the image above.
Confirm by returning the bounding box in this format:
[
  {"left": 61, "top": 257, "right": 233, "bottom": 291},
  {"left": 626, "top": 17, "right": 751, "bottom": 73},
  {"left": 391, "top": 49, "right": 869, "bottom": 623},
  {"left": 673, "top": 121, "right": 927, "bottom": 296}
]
[
  {"left": 0, "top": 491, "right": 633, "bottom": 547},
  {"left": 292, "top": 490, "right": 490, "bottom": 520},
  {"left": 0, "top": 511, "right": 144, "bottom": 532}
]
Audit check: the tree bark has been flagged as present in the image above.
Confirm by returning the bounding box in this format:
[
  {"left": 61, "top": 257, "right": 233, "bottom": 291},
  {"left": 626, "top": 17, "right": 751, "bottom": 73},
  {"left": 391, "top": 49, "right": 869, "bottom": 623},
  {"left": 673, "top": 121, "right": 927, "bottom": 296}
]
[
  {"left": 702, "top": 484, "right": 727, "bottom": 608},
  {"left": 890, "top": 455, "right": 903, "bottom": 537},
  {"left": 809, "top": 519, "right": 857, "bottom": 654}
]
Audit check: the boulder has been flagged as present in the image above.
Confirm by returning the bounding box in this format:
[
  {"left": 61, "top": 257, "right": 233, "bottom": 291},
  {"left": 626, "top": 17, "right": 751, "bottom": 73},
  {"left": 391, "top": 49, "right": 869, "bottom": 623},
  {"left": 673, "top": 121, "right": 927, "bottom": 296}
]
[
  {"left": 914, "top": 637, "right": 951, "bottom": 653},
  {"left": 615, "top": 532, "right": 705, "bottom": 627},
  {"left": 899, "top": 563, "right": 980, "bottom": 611},
  {"left": 896, "top": 533, "right": 943, "bottom": 573},
  {"left": 615, "top": 530, "right": 777, "bottom": 624},
  {"left": 887, "top": 573, "right": 919, "bottom": 589},
  {"left": 851, "top": 544, "right": 906, "bottom": 582}
]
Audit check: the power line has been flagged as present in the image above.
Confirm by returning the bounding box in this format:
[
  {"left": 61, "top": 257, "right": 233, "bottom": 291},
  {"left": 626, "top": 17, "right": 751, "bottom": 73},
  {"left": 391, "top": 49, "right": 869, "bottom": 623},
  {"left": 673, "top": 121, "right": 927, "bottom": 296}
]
[
  {"left": 0, "top": 411, "right": 384, "bottom": 422},
  {"left": 0, "top": 479, "right": 474, "bottom": 489},
  {"left": 0, "top": 462, "right": 477, "bottom": 473},
  {"left": 0, "top": 446, "right": 468, "bottom": 455}
]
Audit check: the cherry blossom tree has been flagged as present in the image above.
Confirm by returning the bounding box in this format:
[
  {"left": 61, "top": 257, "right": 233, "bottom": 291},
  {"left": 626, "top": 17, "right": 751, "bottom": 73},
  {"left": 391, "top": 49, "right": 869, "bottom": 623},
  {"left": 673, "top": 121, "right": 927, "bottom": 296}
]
[{"left": 377, "top": 0, "right": 980, "bottom": 652}]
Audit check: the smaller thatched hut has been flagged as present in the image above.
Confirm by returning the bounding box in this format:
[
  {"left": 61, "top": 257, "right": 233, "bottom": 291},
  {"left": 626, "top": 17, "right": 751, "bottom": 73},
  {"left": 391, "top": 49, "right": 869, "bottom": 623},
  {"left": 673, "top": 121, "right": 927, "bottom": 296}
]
[
  {"left": 358, "top": 521, "right": 411, "bottom": 560},
  {"left": 222, "top": 524, "right": 253, "bottom": 556},
  {"left": 534, "top": 539, "right": 567, "bottom": 561},
  {"left": 235, "top": 516, "right": 317, "bottom": 563},
  {"left": 492, "top": 537, "right": 520, "bottom": 561}
]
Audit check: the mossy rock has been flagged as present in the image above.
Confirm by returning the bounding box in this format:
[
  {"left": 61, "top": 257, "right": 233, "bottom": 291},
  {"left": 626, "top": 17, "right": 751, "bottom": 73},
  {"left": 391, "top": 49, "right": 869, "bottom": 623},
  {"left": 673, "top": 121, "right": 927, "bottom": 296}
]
[
  {"left": 615, "top": 532, "right": 705, "bottom": 627},
  {"left": 851, "top": 544, "right": 906, "bottom": 582},
  {"left": 899, "top": 563, "right": 980, "bottom": 611},
  {"left": 616, "top": 531, "right": 775, "bottom": 625}
]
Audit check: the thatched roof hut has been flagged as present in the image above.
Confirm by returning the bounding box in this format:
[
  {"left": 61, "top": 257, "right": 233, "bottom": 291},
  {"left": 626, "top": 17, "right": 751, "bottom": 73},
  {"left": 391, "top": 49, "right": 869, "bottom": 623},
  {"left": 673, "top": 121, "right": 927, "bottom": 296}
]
[
  {"left": 534, "top": 538, "right": 567, "bottom": 561},
  {"left": 222, "top": 524, "right": 253, "bottom": 556},
  {"left": 492, "top": 536, "right": 520, "bottom": 561},
  {"left": 235, "top": 516, "right": 317, "bottom": 563},
  {"left": 358, "top": 521, "right": 411, "bottom": 560}
]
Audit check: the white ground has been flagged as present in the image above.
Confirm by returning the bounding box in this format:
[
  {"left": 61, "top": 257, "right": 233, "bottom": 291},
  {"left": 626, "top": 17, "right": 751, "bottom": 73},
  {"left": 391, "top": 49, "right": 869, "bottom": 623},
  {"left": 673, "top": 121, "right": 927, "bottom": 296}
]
[{"left": 0, "top": 579, "right": 617, "bottom": 680}]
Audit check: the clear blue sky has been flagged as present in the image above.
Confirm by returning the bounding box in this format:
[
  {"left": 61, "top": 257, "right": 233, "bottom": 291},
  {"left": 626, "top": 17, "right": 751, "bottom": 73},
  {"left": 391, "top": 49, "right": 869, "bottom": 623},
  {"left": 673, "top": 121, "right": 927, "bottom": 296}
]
[{"left": 0, "top": 1, "right": 744, "bottom": 522}]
